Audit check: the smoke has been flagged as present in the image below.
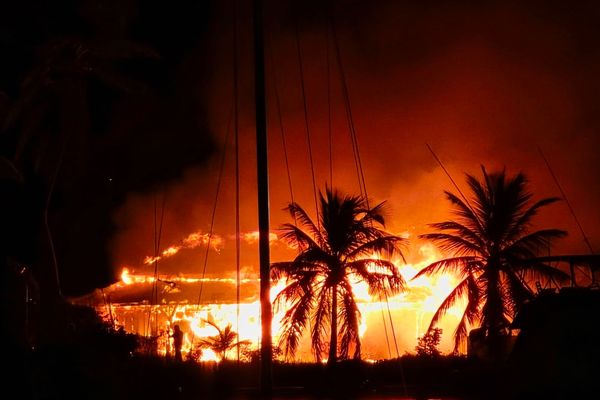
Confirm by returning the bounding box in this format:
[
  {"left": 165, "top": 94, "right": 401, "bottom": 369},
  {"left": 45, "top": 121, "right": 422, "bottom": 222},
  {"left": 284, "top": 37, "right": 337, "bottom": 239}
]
[{"left": 111, "top": 0, "right": 600, "bottom": 285}]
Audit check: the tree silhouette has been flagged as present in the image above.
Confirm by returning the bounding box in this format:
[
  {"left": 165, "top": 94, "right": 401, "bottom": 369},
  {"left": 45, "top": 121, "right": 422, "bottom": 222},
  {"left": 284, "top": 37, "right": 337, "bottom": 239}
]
[
  {"left": 416, "top": 327, "right": 443, "bottom": 357},
  {"left": 0, "top": 4, "right": 158, "bottom": 345},
  {"left": 272, "top": 188, "right": 406, "bottom": 364},
  {"left": 197, "top": 319, "right": 250, "bottom": 361},
  {"left": 416, "top": 167, "right": 568, "bottom": 353}
]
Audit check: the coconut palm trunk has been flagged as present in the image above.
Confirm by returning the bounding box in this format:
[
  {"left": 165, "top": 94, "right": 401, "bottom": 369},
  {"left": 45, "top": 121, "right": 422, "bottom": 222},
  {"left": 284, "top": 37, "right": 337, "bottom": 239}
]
[{"left": 329, "top": 284, "right": 338, "bottom": 364}]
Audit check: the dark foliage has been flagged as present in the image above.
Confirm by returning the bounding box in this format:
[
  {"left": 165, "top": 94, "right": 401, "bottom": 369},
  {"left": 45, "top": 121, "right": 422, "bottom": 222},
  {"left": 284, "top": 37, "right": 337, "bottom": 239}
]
[
  {"left": 417, "top": 167, "right": 568, "bottom": 352},
  {"left": 416, "top": 327, "right": 443, "bottom": 357},
  {"left": 272, "top": 188, "right": 406, "bottom": 363}
]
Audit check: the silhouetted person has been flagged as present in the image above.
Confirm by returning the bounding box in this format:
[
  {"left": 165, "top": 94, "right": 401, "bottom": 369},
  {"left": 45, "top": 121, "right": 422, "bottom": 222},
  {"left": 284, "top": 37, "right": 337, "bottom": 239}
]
[{"left": 171, "top": 324, "right": 183, "bottom": 362}]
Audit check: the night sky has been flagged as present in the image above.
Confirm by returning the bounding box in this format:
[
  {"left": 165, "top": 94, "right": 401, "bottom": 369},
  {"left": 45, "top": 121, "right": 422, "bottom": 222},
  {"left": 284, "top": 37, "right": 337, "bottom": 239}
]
[{"left": 2, "top": 0, "right": 600, "bottom": 296}]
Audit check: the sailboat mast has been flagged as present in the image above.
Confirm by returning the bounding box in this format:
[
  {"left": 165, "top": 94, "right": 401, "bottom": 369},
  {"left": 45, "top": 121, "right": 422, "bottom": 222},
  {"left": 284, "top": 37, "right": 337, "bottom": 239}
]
[{"left": 253, "top": 0, "right": 273, "bottom": 394}]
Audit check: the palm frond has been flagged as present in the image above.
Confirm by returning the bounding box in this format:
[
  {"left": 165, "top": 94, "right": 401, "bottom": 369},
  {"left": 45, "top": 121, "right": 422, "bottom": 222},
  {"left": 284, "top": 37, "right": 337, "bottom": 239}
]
[
  {"left": 338, "top": 279, "right": 361, "bottom": 360},
  {"left": 505, "top": 229, "right": 567, "bottom": 256},
  {"left": 347, "top": 259, "right": 406, "bottom": 295},
  {"left": 505, "top": 197, "right": 561, "bottom": 241},
  {"left": 427, "top": 277, "right": 470, "bottom": 331},
  {"left": 420, "top": 232, "right": 482, "bottom": 256},
  {"left": 413, "top": 256, "right": 481, "bottom": 280},
  {"left": 273, "top": 279, "right": 307, "bottom": 311},
  {"left": 360, "top": 200, "right": 387, "bottom": 226},
  {"left": 311, "top": 281, "right": 331, "bottom": 361},
  {"left": 444, "top": 191, "right": 484, "bottom": 233},
  {"left": 512, "top": 260, "right": 570, "bottom": 283},
  {"left": 279, "top": 223, "right": 323, "bottom": 252},
  {"left": 428, "top": 221, "right": 485, "bottom": 250},
  {"left": 502, "top": 270, "right": 534, "bottom": 317},
  {"left": 345, "top": 235, "right": 407, "bottom": 261},
  {"left": 278, "top": 288, "right": 314, "bottom": 360},
  {"left": 287, "top": 201, "right": 323, "bottom": 236},
  {"left": 451, "top": 273, "right": 481, "bottom": 352}
]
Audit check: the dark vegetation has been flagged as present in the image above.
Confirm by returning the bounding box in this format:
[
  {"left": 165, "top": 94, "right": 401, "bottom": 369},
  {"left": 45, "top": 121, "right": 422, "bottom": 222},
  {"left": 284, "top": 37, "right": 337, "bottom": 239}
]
[
  {"left": 416, "top": 167, "right": 568, "bottom": 354},
  {"left": 415, "top": 327, "right": 443, "bottom": 357},
  {"left": 4, "top": 333, "right": 478, "bottom": 400},
  {"left": 6, "top": 287, "right": 598, "bottom": 399},
  {"left": 272, "top": 189, "right": 406, "bottom": 364}
]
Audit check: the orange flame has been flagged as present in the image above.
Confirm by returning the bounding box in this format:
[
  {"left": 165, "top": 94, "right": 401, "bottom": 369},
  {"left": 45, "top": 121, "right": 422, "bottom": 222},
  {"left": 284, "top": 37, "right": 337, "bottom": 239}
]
[
  {"left": 107, "top": 244, "right": 465, "bottom": 360},
  {"left": 242, "top": 231, "right": 278, "bottom": 244},
  {"left": 143, "top": 230, "right": 223, "bottom": 265}
]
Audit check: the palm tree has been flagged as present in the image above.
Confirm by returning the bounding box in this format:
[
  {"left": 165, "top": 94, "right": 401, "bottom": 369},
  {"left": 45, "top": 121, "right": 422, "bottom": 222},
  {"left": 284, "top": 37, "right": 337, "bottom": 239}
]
[
  {"left": 197, "top": 320, "right": 250, "bottom": 361},
  {"left": 0, "top": 21, "right": 158, "bottom": 348},
  {"left": 416, "top": 167, "right": 568, "bottom": 353},
  {"left": 272, "top": 188, "right": 407, "bottom": 364}
]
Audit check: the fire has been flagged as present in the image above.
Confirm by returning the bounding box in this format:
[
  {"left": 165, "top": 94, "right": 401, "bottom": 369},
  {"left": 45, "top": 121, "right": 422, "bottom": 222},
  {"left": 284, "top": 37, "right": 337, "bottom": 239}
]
[
  {"left": 242, "top": 231, "right": 278, "bottom": 244},
  {"left": 200, "top": 349, "right": 220, "bottom": 362},
  {"left": 117, "top": 269, "right": 258, "bottom": 287},
  {"left": 99, "top": 243, "right": 465, "bottom": 362},
  {"left": 142, "top": 230, "right": 224, "bottom": 265},
  {"left": 341, "top": 244, "right": 463, "bottom": 356},
  {"left": 121, "top": 268, "right": 133, "bottom": 285}
]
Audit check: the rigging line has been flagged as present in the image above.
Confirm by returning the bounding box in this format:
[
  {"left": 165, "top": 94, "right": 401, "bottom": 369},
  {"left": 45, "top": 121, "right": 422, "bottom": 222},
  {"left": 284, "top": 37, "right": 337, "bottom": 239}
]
[
  {"left": 147, "top": 190, "right": 167, "bottom": 336},
  {"left": 45, "top": 141, "right": 66, "bottom": 298},
  {"left": 155, "top": 191, "right": 167, "bottom": 334},
  {"left": 330, "top": 9, "right": 401, "bottom": 359},
  {"left": 379, "top": 292, "right": 393, "bottom": 359},
  {"left": 146, "top": 195, "right": 158, "bottom": 336},
  {"left": 189, "top": 108, "right": 233, "bottom": 352},
  {"left": 384, "top": 289, "right": 400, "bottom": 359},
  {"left": 233, "top": 0, "right": 241, "bottom": 363},
  {"left": 328, "top": 6, "right": 403, "bottom": 359},
  {"left": 538, "top": 146, "right": 595, "bottom": 255},
  {"left": 264, "top": 25, "right": 312, "bottom": 338},
  {"left": 426, "top": 144, "right": 483, "bottom": 229},
  {"left": 293, "top": 8, "right": 320, "bottom": 223},
  {"left": 265, "top": 27, "right": 295, "bottom": 207},
  {"left": 329, "top": 12, "right": 368, "bottom": 203},
  {"left": 195, "top": 105, "right": 234, "bottom": 318},
  {"left": 576, "top": 264, "right": 593, "bottom": 282},
  {"left": 326, "top": 26, "right": 333, "bottom": 188},
  {"left": 384, "top": 287, "right": 408, "bottom": 396},
  {"left": 329, "top": 10, "right": 406, "bottom": 395}
]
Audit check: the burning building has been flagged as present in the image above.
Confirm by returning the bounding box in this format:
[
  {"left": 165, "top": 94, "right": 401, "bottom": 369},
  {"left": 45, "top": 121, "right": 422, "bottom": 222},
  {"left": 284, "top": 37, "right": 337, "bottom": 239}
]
[{"left": 71, "top": 243, "right": 468, "bottom": 362}]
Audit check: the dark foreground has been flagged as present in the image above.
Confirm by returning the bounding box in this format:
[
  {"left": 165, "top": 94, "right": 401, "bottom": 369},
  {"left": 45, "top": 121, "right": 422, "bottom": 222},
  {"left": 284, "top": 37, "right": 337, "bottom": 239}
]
[
  {"left": 3, "top": 288, "right": 599, "bottom": 399},
  {"left": 4, "top": 348, "right": 596, "bottom": 400}
]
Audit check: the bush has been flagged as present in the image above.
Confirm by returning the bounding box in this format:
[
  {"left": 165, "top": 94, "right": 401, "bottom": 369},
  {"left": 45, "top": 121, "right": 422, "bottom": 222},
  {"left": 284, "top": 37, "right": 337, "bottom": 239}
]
[{"left": 415, "top": 328, "right": 443, "bottom": 357}]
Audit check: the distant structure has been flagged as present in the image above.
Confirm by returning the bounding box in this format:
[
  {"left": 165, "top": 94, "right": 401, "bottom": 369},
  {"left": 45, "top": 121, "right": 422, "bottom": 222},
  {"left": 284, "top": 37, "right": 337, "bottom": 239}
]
[
  {"left": 69, "top": 274, "right": 260, "bottom": 357},
  {"left": 530, "top": 255, "right": 600, "bottom": 287}
]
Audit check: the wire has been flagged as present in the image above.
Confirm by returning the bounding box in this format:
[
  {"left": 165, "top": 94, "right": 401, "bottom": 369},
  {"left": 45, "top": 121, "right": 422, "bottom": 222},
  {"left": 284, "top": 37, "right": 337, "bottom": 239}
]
[
  {"left": 326, "top": 26, "right": 333, "bottom": 187},
  {"left": 294, "top": 9, "right": 320, "bottom": 223},
  {"left": 538, "top": 146, "right": 595, "bottom": 255},
  {"left": 328, "top": 5, "right": 406, "bottom": 365},
  {"left": 379, "top": 293, "right": 393, "bottom": 358},
  {"left": 233, "top": 0, "right": 241, "bottom": 363},
  {"left": 426, "top": 144, "right": 483, "bottom": 228},
  {"left": 330, "top": 19, "right": 367, "bottom": 200},
  {"left": 191, "top": 106, "right": 234, "bottom": 350},
  {"left": 384, "top": 288, "right": 400, "bottom": 358},
  {"left": 196, "top": 119, "right": 233, "bottom": 306},
  {"left": 147, "top": 190, "right": 166, "bottom": 338},
  {"left": 266, "top": 28, "right": 295, "bottom": 207}
]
